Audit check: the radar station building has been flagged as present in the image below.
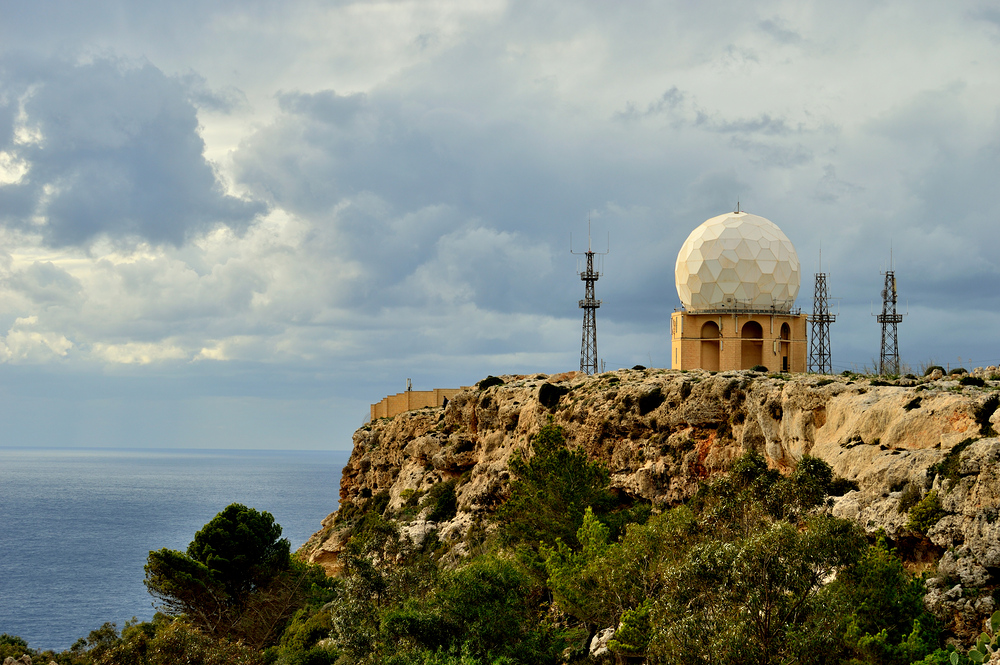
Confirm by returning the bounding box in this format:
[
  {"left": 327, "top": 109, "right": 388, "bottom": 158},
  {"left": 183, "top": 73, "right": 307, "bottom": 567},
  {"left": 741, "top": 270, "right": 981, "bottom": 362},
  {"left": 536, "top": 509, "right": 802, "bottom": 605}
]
[{"left": 671, "top": 211, "right": 807, "bottom": 372}]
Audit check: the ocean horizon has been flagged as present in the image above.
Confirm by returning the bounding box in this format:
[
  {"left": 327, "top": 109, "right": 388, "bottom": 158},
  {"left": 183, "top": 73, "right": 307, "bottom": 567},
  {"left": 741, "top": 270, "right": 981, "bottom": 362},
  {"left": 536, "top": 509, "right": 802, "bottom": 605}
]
[{"left": 0, "top": 446, "right": 349, "bottom": 652}]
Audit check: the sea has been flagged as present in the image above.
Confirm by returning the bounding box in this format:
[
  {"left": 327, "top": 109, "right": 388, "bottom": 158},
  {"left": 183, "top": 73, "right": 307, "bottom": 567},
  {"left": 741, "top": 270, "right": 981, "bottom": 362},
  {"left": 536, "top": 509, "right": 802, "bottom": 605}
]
[{"left": 0, "top": 447, "right": 350, "bottom": 652}]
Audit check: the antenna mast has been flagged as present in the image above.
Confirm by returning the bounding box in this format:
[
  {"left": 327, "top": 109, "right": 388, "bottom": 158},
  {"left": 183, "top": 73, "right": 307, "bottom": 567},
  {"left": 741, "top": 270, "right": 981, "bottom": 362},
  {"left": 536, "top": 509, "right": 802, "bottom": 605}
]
[
  {"left": 571, "top": 220, "right": 608, "bottom": 375},
  {"left": 808, "top": 250, "right": 836, "bottom": 374},
  {"left": 875, "top": 251, "right": 904, "bottom": 375}
]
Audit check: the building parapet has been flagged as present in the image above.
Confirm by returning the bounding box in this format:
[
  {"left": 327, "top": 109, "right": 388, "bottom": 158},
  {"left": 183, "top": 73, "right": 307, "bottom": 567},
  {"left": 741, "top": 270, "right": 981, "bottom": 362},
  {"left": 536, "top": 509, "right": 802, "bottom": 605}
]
[{"left": 370, "top": 387, "right": 470, "bottom": 420}]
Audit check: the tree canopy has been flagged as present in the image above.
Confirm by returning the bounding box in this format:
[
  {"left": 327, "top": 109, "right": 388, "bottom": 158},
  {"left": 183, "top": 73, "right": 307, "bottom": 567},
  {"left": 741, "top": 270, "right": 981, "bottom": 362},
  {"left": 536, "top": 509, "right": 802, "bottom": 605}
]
[{"left": 144, "top": 503, "right": 295, "bottom": 643}]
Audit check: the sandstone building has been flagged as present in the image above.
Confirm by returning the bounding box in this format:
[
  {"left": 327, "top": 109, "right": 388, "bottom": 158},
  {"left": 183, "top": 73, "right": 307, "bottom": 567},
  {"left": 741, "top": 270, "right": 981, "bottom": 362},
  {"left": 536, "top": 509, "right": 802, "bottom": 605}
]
[
  {"left": 671, "top": 211, "right": 807, "bottom": 372},
  {"left": 370, "top": 387, "right": 468, "bottom": 420}
]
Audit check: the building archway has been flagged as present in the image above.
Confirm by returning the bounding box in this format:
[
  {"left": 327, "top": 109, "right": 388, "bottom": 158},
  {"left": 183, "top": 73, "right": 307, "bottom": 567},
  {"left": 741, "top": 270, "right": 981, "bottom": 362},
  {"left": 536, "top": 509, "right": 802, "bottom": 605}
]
[
  {"left": 780, "top": 323, "right": 791, "bottom": 372},
  {"left": 700, "top": 321, "right": 720, "bottom": 371},
  {"left": 741, "top": 320, "right": 764, "bottom": 369}
]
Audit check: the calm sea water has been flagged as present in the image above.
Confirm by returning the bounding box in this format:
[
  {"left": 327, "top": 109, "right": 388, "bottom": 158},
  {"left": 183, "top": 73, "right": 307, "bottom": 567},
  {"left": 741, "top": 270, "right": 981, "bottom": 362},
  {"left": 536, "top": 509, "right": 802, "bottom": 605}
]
[{"left": 0, "top": 447, "right": 349, "bottom": 652}]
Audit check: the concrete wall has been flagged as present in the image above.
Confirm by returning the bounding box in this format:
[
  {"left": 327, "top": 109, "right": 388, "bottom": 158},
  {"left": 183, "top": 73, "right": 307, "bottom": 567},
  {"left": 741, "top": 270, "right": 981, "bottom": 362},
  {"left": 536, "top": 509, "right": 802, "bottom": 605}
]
[
  {"left": 670, "top": 311, "right": 808, "bottom": 372},
  {"left": 370, "top": 387, "right": 467, "bottom": 420}
]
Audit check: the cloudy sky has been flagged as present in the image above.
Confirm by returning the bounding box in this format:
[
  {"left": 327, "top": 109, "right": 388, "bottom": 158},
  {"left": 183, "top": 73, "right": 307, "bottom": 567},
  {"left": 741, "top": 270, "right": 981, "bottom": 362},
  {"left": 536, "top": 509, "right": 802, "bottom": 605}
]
[{"left": 0, "top": 1, "right": 998, "bottom": 450}]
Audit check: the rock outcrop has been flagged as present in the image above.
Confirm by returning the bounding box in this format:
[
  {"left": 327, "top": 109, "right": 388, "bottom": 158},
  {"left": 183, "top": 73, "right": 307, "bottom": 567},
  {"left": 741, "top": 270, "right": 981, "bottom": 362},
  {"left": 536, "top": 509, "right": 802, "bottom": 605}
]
[{"left": 301, "top": 367, "right": 1000, "bottom": 636}]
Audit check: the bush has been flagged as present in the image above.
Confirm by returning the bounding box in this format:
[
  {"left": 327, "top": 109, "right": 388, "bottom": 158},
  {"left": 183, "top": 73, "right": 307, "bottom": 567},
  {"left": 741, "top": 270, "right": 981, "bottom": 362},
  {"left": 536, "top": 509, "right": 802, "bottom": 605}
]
[
  {"left": 949, "top": 368, "right": 967, "bottom": 375},
  {"left": 924, "top": 365, "right": 945, "bottom": 376},
  {"left": 426, "top": 479, "right": 459, "bottom": 523},
  {"left": 89, "top": 616, "right": 266, "bottom": 665},
  {"left": 751, "top": 364, "right": 768, "bottom": 372},
  {"left": 907, "top": 490, "right": 946, "bottom": 534},
  {"left": 960, "top": 376, "right": 985, "bottom": 387},
  {"left": 494, "top": 420, "right": 612, "bottom": 553}
]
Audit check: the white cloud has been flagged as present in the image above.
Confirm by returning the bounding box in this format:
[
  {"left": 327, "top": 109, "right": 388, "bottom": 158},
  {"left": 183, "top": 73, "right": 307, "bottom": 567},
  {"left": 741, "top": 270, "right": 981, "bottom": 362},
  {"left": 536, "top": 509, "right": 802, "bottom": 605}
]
[{"left": 0, "top": 315, "right": 73, "bottom": 362}]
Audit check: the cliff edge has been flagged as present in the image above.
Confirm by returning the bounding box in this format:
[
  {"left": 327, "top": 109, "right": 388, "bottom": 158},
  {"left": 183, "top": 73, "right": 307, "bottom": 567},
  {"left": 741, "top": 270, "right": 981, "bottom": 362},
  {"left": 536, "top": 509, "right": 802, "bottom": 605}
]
[{"left": 301, "top": 367, "right": 1000, "bottom": 633}]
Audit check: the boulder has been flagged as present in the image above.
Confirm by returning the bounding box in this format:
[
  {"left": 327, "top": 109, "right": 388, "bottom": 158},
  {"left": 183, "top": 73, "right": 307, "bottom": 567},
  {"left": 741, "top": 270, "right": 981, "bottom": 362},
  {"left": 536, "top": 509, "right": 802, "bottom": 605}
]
[{"left": 590, "top": 627, "right": 615, "bottom": 659}]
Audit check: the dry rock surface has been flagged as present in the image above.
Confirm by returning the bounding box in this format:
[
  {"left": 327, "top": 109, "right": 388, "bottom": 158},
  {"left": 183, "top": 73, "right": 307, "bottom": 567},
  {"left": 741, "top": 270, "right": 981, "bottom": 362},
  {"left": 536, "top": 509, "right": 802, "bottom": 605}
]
[{"left": 301, "top": 367, "right": 1000, "bottom": 636}]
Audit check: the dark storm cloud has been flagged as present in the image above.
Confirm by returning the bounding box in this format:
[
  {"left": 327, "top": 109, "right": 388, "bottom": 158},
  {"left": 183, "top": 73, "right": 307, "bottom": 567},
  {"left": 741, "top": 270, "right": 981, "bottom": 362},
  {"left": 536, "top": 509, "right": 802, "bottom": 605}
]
[{"left": 0, "top": 57, "right": 264, "bottom": 246}]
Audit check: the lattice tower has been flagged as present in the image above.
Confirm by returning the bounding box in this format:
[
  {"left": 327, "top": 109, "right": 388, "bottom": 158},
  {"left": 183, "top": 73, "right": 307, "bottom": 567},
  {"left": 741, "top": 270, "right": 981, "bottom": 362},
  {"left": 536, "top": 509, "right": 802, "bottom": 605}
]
[
  {"left": 808, "top": 271, "right": 836, "bottom": 374},
  {"left": 877, "top": 269, "right": 904, "bottom": 375},
  {"left": 572, "top": 228, "right": 607, "bottom": 375}
]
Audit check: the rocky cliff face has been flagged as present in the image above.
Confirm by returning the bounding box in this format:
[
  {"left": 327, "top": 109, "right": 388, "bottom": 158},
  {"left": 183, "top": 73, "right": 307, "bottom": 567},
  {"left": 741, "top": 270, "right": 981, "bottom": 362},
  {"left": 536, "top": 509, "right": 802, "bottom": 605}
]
[{"left": 301, "top": 367, "right": 1000, "bottom": 635}]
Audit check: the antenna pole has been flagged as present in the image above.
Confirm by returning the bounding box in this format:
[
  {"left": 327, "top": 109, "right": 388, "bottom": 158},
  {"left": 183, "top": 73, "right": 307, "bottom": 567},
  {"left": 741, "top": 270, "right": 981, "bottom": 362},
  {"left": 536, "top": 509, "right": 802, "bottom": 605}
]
[
  {"left": 572, "top": 221, "right": 608, "bottom": 375},
  {"left": 875, "top": 258, "right": 904, "bottom": 376}
]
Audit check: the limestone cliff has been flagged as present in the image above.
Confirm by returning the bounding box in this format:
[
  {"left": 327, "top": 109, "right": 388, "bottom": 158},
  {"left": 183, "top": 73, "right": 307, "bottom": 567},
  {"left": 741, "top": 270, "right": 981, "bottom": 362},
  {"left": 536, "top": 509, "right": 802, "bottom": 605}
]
[{"left": 301, "top": 367, "right": 1000, "bottom": 636}]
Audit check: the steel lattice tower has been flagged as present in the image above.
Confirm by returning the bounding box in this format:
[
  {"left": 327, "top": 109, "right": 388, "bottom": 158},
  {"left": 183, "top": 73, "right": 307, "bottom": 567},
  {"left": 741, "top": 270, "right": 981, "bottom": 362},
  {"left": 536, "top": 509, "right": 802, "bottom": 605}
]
[
  {"left": 877, "top": 269, "right": 904, "bottom": 375},
  {"left": 572, "top": 229, "right": 606, "bottom": 375},
  {"left": 808, "top": 271, "right": 836, "bottom": 374}
]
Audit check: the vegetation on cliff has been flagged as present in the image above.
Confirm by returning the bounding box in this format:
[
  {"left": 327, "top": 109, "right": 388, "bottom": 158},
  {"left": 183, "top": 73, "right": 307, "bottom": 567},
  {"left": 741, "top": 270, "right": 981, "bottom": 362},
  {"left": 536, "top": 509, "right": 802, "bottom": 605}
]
[{"left": 8, "top": 367, "right": 1000, "bottom": 665}]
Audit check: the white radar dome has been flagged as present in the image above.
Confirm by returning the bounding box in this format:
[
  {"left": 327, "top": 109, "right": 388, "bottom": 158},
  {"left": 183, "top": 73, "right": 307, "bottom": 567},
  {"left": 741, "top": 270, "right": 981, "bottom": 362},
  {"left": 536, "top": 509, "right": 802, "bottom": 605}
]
[{"left": 675, "top": 211, "right": 800, "bottom": 311}]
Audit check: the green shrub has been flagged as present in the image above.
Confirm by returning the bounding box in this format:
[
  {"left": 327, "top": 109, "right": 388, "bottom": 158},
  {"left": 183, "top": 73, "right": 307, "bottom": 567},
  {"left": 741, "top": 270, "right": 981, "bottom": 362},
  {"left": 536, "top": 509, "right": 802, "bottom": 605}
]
[
  {"left": 751, "top": 364, "right": 768, "bottom": 372},
  {"left": 907, "top": 490, "right": 946, "bottom": 534},
  {"left": 966, "top": 610, "right": 1000, "bottom": 663},
  {"left": 924, "top": 365, "right": 945, "bottom": 376},
  {"left": 949, "top": 368, "right": 967, "bottom": 376},
  {"left": 960, "top": 376, "right": 986, "bottom": 387},
  {"left": 494, "top": 420, "right": 612, "bottom": 554},
  {"left": 426, "top": 479, "right": 459, "bottom": 523}
]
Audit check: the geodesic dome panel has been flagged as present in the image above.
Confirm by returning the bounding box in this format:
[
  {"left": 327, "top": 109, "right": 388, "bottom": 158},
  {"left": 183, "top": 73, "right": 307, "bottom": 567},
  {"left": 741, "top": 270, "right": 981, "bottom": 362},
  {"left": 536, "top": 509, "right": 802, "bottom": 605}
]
[{"left": 675, "top": 212, "right": 800, "bottom": 311}]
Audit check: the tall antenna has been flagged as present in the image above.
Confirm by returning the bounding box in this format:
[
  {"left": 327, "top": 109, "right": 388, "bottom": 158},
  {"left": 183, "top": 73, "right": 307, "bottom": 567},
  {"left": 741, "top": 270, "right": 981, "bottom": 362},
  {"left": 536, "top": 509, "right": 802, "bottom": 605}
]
[
  {"left": 808, "top": 248, "right": 836, "bottom": 374},
  {"left": 571, "top": 220, "right": 608, "bottom": 375},
  {"left": 875, "top": 249, "right": 904, "bottom": 375}
]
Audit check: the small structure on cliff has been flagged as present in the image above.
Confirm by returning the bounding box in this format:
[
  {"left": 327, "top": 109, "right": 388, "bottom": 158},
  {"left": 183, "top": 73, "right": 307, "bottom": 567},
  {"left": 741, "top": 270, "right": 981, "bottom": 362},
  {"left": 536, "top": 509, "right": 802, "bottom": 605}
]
[
  {"left": 370, "top": 385, "right": 468, "bottom": 420},
  {"left": 671, "top": 210, "right": 807, "bottom": 372}
]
